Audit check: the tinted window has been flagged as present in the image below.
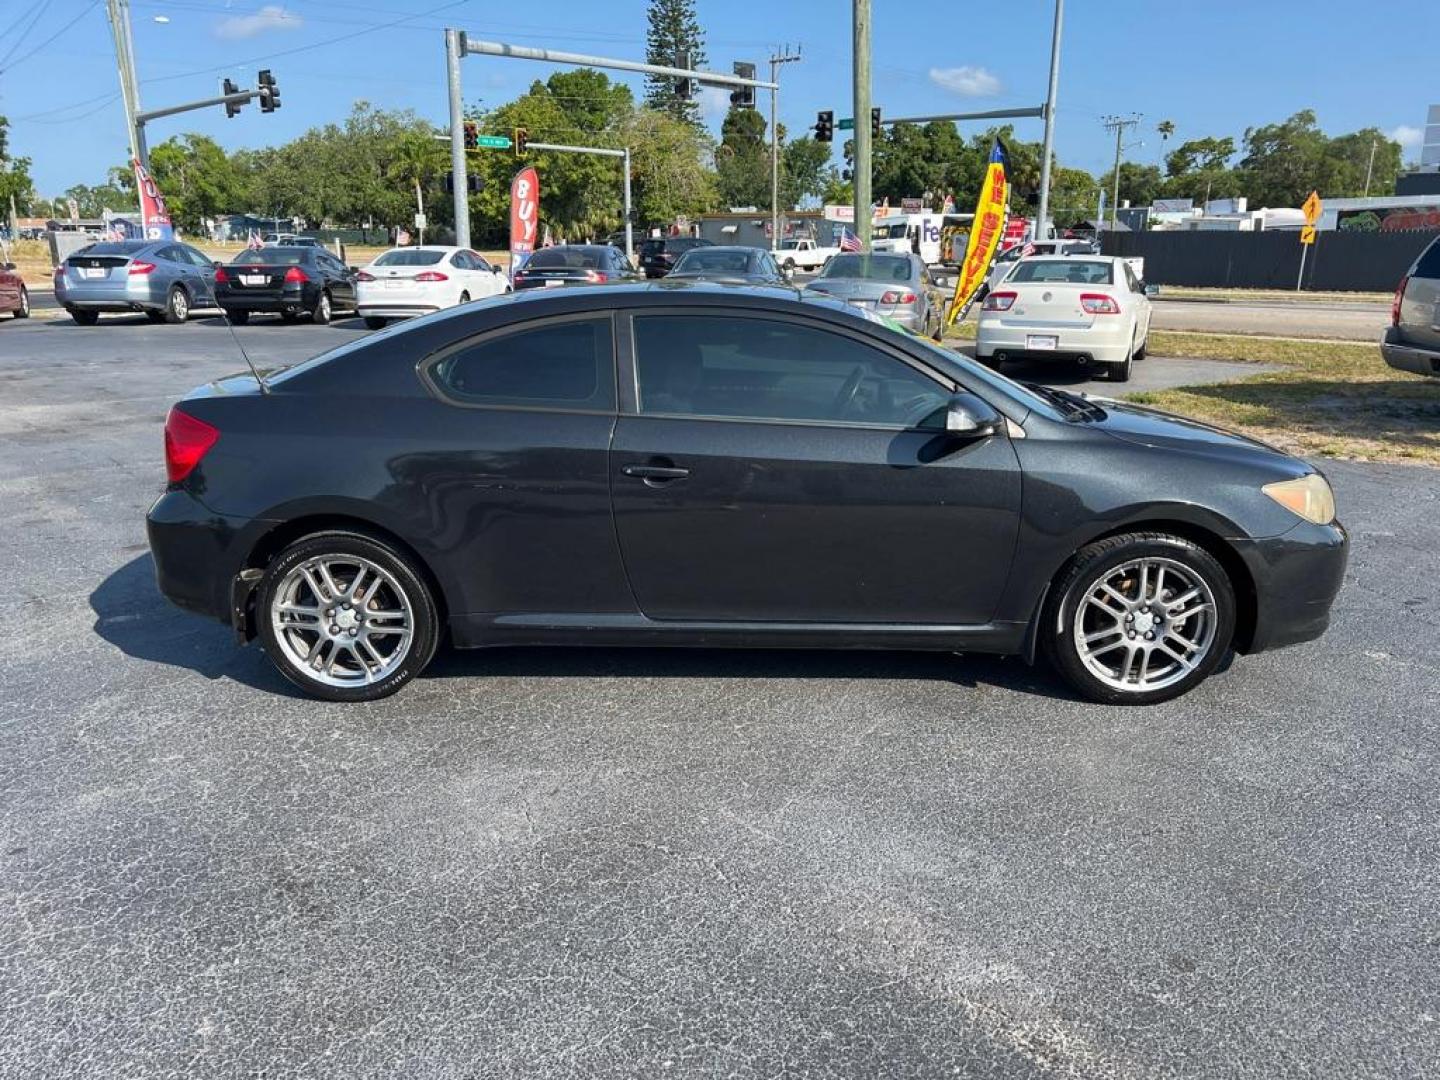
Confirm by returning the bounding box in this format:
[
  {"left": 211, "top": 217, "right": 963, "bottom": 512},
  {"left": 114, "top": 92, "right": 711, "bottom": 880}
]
[
  {"left": 470, "top": 251, "right": 493, "bottom": 272},
  {"left": 673, "top": 249, "right": 752, "bottom": 275},
  {"left": 181, "top": 246, "right": 214, "bottom": 268},
  {"left": 233, "top": 248, "right": 308, "bottom": 266},
  {"left": 75, "top": 241, "right": 149, "bottom": 257},
  {"left": 375, "top": 249, "right": 446, "bottom": 267},
  {"left": 1007, "top": 260, "right": 1114, "bottom": 285},
  {"left": 528, "top": 247, "right": 606, "bottom": 270},
  {"left": 1413, "top": 237, "right": 1440, "bottom": 279},
  {"left": 819, "top": 254, "right": 915, "bottom": 282},
  {"left": 633, "top": 314, "right": 950, "bottom": 428},
  {"left": 430, "top": 318, "right": 614, "bottom": 410}
]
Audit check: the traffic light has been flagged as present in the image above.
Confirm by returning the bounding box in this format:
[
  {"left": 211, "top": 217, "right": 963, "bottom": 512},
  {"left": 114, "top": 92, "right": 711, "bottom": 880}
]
[
  {"left": 674, "top": 49, "right": 693, "bottom": 101},
  {"left": 729, "top": 62, "right": 756, "bottom": 109},
  {"left": 514, "top": 127, "right": 528, "bottom": 157},
  {"left": 445, "top": 172, "right": 484, "bottom": 195},
  {"left": 257, "top": 69, "right": 279, "bottom": 112},
  {"left": 223, "top": 78, "right": 242, "bottom": 119},
  {"left": 462, "top": 121, "right": 477, "bottom": 151},
  {"left": 871, "top": 107, "right": 882, "bottom": 138},
  {"left": 815, "top": 110, "right": 834, "bottom": 143}
]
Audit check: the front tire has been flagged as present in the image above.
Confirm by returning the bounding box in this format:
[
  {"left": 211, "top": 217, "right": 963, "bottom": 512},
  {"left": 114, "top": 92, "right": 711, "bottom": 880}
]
[
  {"left": 1041, "top": 532, "right": 1236, "bottom": 705},
  {"left": 363, "top": 316, "right": 388, "bottom": 330},
  {"left": 163, "top": 285, "right": 189, "bottom": 324},
  {"left": 457, "top": 291, "right": 470, "bottom": 305},
  {"left": 14, "top": 287, "right": 28, "bottom": 318},
  {"left": 256, "top": 531, "right": 440, "bottom": 702}
]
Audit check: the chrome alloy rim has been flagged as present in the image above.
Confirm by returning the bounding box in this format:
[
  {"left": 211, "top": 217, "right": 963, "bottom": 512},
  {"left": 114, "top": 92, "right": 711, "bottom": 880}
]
[
  {"left": 172, "top": 290, "right": 187, "bottom": 320},
  {"left": 1072, "top": 557, "right": 1217, "bottom": 693},
  {"left": 270, "top": 555, "right": 413, "bottom": 687}
]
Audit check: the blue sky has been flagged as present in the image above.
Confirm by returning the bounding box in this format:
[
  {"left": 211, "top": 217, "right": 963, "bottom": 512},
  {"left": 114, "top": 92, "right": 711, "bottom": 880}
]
[{"left": 3, "top": 0, "right": 1436, "bottom": 196}]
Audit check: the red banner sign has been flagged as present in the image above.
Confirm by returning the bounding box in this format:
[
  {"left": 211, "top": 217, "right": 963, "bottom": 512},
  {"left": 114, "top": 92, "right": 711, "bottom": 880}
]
[
  {"left": 131, "top": 157, "right": 174, "bottom": 241},
  {"left": 510, "top": 166, "right": 539, "bottom": 259}
]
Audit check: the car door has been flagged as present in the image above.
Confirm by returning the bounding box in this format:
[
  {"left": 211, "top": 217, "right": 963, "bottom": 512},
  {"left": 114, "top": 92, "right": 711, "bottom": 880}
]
[
  {"left": 1122, "top": 261, "right": 1151, "bottom": 340},
  {"left": 156, "top": 245, "right": 201, "bottom": 302},
  {"left": 319, "top": 252, "right": 355, "bottom": 309},
  {"left": 610, "top": 308, "right": 1024, "bottom": 624},
  {"left": 415, "top": 312, "right": 632, "bottom": 618},
  {"left": 179, "top": 244, "right": 218, "bottom": 304}
]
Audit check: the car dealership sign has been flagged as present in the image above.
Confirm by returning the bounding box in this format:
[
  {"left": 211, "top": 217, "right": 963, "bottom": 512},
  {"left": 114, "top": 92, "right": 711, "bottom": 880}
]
[{"left": 509, "top": 166, "right": 540, "bottom": 261}]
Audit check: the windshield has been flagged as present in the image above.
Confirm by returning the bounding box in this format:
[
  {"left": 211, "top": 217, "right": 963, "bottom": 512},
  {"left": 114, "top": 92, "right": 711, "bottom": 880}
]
[
  {"left": 527, "top": 247, "right": 605, "bottom": 269},
  {"left": 882, "top": 223, "right": 909, "bottom": 238},
  {"left": 73, "top": 241, "right": 148, "bottom": 257},
  {"left": 233, "top": 248, "right": 308, "bottom": 266},
  {"left": 374, "top": 249, "right": 446, "bottom": 267},
  {"left": 820, "top": 254, "right": 914, "bottom": 282},
  {"left": 673, "top": 249, "right": 751, "bottom": 274},
  {"left": 1007, "top": 260, "right": 1113, "bottom": 285}
]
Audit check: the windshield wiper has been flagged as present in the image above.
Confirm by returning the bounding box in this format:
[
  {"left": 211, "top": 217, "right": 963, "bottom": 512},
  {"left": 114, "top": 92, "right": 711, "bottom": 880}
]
[{"left": 1023, "top": 383, "right": 1107, "bottom": 422}]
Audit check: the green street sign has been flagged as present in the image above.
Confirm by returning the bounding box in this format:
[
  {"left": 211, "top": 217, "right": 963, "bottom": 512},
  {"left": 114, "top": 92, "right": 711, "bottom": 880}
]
[
  {"left": 475, "top": 134, "right": 512, "bottom": 150},
  {"left": 836, "top": 117, "right": 855, "bottom": 130}
]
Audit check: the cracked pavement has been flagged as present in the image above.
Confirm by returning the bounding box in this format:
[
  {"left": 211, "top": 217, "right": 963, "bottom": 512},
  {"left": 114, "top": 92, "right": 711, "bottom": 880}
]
[{"left": 1, "top": 314, "right": 1437, "bottom": 1078}]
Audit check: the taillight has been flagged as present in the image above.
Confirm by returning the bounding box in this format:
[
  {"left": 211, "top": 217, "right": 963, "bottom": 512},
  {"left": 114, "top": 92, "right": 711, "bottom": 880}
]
[
  {"left": 128, "top": 261, "right": 155, "bottom": 276},
  {"left": 1392, "top": 275, "right": 1408, "bottom": 326},
  {"left": 414, "top": 271, "right": 449, "bottom": 282},
  {"left": 164, "top": 408, "right": 219, "bottom": 484},
  {"left": 583, "top": 270, "right": 608, "bottom": 283},
  {"left": 1080, "top": 292, "right": 1120, "bottom": 314},
  {"left": 983, "top": 290, "right": 1017, "bottom": 311},
  {"left": 879, "top": 290, "right": 917, "bottom": 304},
  {"left": 283, "top": 266, "right": 309, "bottom": 284},
  {"left": 214, "top": 266, "right": 229, "bottom": 283},
  {"left": 355, "top": 270, "right": 376, "bottom": 282}
]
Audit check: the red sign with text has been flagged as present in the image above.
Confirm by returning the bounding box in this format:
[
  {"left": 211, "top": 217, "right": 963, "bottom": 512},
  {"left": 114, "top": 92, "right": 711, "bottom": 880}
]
[{"left": 509, "top": 166, "right": 540, "bottom": 257}]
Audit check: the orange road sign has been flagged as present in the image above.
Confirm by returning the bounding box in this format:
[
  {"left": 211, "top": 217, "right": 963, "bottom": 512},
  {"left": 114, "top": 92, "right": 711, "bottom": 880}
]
[
  {"left": 1300, "top": 225, "right": 1317, "bottom": 245},
  {"left": 1302, "top": 191, "right": 1322, "bottom": 226}
]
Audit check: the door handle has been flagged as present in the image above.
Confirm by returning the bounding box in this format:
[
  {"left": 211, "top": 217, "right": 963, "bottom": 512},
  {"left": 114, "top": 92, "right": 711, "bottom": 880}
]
[{"left": 621, "top": 463, "right": 690, "bottom": 483}]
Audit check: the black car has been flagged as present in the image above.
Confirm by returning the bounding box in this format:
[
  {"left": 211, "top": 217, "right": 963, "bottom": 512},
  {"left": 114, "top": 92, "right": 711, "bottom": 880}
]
[
  {"left": 639, "top": 236, "right": 713, "bottom": 278},
  {"left": 214, "top": 246, "right": 358, "bottom": 324},
  {"left": 665, "top": 245, "right": 788, "bottom": 286},
  {"left": 147, "top": 284, "right": 1347, "bottom": 704},
  {"left": 512, "top": 245, "right": 642, "bottom": 290}
]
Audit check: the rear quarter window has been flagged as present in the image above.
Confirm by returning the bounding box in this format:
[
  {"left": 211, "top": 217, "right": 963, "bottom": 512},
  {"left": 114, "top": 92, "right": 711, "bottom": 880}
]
[
  {"left": 1412, "top": 238, "right": 1440, "bottom": 279},
  {"left": 425, "top": 317, "right": 615, "bottom": 411}
]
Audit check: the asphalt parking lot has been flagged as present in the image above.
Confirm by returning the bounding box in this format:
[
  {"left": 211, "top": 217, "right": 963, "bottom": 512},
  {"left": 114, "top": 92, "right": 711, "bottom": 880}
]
[{"left": 2, "top": 313, "right": 1438, "bottom": 1078}]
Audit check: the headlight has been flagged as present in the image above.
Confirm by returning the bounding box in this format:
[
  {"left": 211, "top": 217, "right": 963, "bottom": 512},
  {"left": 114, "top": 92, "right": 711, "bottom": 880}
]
[{"left": 1262, "top": 474, "right": 1336, "bottom": 525}]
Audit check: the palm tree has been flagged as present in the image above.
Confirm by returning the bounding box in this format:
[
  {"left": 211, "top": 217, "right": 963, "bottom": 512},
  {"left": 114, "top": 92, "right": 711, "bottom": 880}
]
[{"left": 387, "top": 132, "right": 444, "bottom": 244}]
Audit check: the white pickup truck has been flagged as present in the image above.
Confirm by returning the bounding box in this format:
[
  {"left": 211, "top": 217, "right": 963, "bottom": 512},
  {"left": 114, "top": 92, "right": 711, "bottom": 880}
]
[{"left": 772, "top": 238, "right": 841, "bottom": 274}]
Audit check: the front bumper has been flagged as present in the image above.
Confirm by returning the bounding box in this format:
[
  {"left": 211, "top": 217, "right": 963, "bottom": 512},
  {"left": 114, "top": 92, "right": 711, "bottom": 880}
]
[
  {"left": 1232, "top": 518, "right": 1349, "bottom": 654},
  {"left": 977, "top": 319, "right": 1131, "bottom": 365},
  {"left": 1381, "top": 328, "right": 1440, "bottom": 377}
]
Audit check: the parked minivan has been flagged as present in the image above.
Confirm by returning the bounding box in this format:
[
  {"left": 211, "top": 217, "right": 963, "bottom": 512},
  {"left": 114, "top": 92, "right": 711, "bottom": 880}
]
[{"left": 1382, "top": 236, "right": 1440, "bottom": 378}]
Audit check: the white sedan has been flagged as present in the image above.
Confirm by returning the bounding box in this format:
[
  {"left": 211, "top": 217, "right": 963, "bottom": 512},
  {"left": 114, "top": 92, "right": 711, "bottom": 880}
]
[
  {"left": 976, "top": 255, "right": 1152, "bottom": 382},
  {"left": 355, "top": 246, "right": 509, "bottom": 329}
]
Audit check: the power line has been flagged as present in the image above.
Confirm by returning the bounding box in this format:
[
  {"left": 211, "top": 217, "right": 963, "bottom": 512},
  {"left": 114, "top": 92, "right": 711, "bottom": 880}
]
[
  {"left": 0, "top": 0, "right": 102, "bottom": 76},
  {"left": 1101, "top": 113, "right": 1141, "bottom": 231},
  {"left": 0, "top": 0, "right": 58, "bottom": 69}
]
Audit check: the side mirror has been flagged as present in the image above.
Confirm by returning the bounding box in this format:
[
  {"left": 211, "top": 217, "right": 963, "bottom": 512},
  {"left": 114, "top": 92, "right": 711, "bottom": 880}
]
[
  {"left": 944, "top": 392, "right": 1003, "bottom": 437},
  {"left": 212, "top": 260, "right": 224, "bottom": 270},
  {"left": 1144, "top": 283, "right": 1160, "bottom": 297},
  {"left": 493, "top": 265, "right": 504, "bottom": 274},
  {"left": 348, "top": 265, "right": 359, "bottom": 272}
]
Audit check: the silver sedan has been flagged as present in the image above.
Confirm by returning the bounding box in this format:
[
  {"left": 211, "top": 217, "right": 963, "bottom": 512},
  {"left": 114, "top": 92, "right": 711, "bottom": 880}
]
[
  {"left": 801, "top": 252, "right": 945, "bottom": 336},
  {"left": 54, "top": 239, "right": 219, "bottom": 325}
]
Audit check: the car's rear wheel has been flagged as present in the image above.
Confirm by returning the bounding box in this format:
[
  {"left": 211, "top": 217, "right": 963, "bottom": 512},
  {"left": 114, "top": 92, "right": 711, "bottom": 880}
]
[
  {"left": 69, "top": 309, "right": 98, "bottom": 326},
  {"left": 1042, "top": 532, "right": 1236, "bottom": 705},
  {"left": 280, "top": 310, "right": 299, "bottom": 323},
  {"left": 256, "top": 531, "right": 439, "bottom": 702},
  {"left": 1134, "top": 336, "right": 1147, "bottom": 361},
  {"left": 227, "top": 309, "right": 249, "bottom": 325},
  {"left": 163, "top": 286, "right": 189, "bottom": 324},
  {"left": 311, "top": 290, "right": 332, "bottom": 325},
  {"left": 145, "top": 310, "right": 166, "bottom": 323},
  {"left": 1107, "top": 350, "right": 1132, "bottom": 382},
  {"left": 364, "top": 316, "right": 387, "bottom": 330},
  {"left": 14, "top": 287, "right": 28, "bottom": 319}
]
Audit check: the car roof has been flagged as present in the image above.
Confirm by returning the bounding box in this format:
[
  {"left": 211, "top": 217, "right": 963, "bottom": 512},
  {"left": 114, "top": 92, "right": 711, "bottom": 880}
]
[
  {"left": 678, "top": 245, "right": 759, "bottom": 255},
  {"left": 1020, "top": 253, "right": 1116, "bottom": 263}
]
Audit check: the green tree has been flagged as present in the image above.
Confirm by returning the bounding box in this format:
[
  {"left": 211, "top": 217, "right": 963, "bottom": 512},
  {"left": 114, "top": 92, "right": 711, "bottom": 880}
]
[
  {"left": 644, "top": 0, "right": 706, "bottom": 126},
  {"left": 387, "top": 130, "right": 446, "bottom": 243},
  {"left": 1238, "top": 110, "right": 1332, "bottom": 207},
  {"left": 0, "top": 115, "right": 37, "bottom": 216},
  {"left": 715, "top": 106, "right": 768, "bottom": 208},
  {"left": 1099, "top": 162, "right": 1164, "bottom": 211},
  {"left": 146, "top": 134, "right": 247, "bottom": 232},
  {"left": 781, "top": 134, "right": 833, "bottom": 209},
  {"left": 622, "top": 107, "right": 717, "bottom": 224}
]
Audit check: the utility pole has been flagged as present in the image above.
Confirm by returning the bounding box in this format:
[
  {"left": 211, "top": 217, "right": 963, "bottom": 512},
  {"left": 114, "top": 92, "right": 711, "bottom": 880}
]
[
  {"left": 852, "top": 0, "right": 872, "bottom": 248},
  {"left": 1102, "top": 114, "right": 1140, "bottom": 232},
  {"left": 1034, "top": 0, "right": 1064, "bottom": 243},
  {"left": 105, "top": 0, "right": 145, "bottom": 166},
  {"left": 445, "top": 29, "right": 471, "bottom": 249},
  {"left": 769, "top": 45, "right": 802, "bottom": 251},
  {"left": 1363, "top": 137, "right": 1378, "bottom": 198}
]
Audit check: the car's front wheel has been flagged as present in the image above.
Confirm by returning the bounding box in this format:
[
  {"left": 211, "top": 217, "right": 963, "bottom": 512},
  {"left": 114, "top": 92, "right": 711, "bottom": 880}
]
[
  {"left": 256, "top": 531, "right": 440, "bottom": 702},
  {"left": 1042, "top": 532, "right": 1236, "bottom": 705},
  {"left": 14, "top": 287, "right": 29, "bottom": 319}
]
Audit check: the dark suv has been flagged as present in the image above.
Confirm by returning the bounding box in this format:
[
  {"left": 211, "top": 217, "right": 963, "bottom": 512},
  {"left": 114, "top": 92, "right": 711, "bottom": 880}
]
[
  {"left": 1383, "top": 236, "right": 1440, "bottom": 378},
  {"left": 639, "top": 237, "right": 713, "bottom": 278}
]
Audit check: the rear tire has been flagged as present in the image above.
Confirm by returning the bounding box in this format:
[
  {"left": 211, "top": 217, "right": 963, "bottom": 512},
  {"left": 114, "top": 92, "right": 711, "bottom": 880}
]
[
  {"left": 70, "top": 309, "right": 98, "bottom": 326},
  {"left": 1107, "top": 352, "right": 1132, "bottom": 382},
  {"left": 311, "top": 290, "right": 332, "bottom": 325},
  {"left": 256, "top": 530, "right": 440, "bottom": 702},
  {"left": 1041, "top": 532, "right": 1236, "bottom": 705},
  {"left": 1134, "top": 337, "right": 1147, "bottom": 362},
  {"left": 363, "top": 316, "right": 388, "bottom": 330},
  {"left": 14, "top": 287, "right": 28, "bottom": 319},
  {"left": 145, "top": 310, "right": 166, "bottom": 323},
  {"left": 227, "top": 309, "right": 250, "bottom": 325},
  {"left": 162, "top": 285, "right": 189, "bottom": 324}
]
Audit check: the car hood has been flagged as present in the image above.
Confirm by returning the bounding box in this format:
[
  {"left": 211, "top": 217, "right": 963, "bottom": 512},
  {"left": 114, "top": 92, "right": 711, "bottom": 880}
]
[{"left": 1083, "top": 395, "right": 1307, "bottom": 471}]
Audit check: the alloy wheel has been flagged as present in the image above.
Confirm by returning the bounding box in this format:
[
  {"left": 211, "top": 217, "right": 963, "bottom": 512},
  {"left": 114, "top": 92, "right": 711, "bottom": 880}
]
[
  {"left": 1072, "top": 556, "right": 1218, "bottom": 693},
  {"left": 171, "top": 289, "right": 188, "bottom": 321},
  {"left": 269, "top": 554, "right": 414, "bottom": 688}
]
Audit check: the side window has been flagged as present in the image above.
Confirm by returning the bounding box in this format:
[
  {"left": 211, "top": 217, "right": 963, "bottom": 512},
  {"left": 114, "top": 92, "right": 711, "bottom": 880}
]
[
  {"left": 1413, "top": 238, "right": 1440, "bottom": 279},
  {"left": 156, "top": 245, "right": 183, "bottom": 264},
  {"left": 181, "top": 246, "right": 212, "bottom": 268},
  {"left": 632, "top": 314, "right": 951, "bottom": 428},
  {"left": 451, "top": 251, "right": 473, "bottom": 270},
  {"left": 470, "top": 251, "right": 491, "bottom": 272},
  {"left": 427, "top": 318, "right": 615, "bottom": 411}
]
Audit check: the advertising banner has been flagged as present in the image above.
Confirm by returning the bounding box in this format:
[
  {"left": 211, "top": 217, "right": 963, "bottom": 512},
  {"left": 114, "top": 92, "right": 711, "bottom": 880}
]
[
  {"left": 509, "top": 165, "right": 540, "bottom": 273},
  {"left": 945, "top": 138, "right": 1009, "bottom": 326},
  {"left": 131, "top": 158, "right": 174, "bottom": 241}
]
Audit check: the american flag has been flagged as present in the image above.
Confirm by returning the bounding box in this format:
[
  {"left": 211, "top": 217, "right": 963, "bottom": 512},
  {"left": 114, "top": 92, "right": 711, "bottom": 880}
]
[
  {"left": 246, "top": 229, "right": 263, "bottom": 250},
  {"left": 838, "top": 226, "right": 862, "bottom": 252}
]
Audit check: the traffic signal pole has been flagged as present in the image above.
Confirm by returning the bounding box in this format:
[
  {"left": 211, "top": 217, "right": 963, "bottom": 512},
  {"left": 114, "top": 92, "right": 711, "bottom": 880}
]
[
  {"left": 524, "top": 142, "right": 634, "bottom": 261},
  {"left": 852, "top": 0, "right": 872, "bottom": 249},
  {"left": 445, "top": 29, "right": 472, "bottom": 249}
]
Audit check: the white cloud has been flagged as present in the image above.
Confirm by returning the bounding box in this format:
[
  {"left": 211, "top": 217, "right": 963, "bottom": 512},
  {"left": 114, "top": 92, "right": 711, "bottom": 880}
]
[
  {"left": 1389, "top": 124, "right": 1423, "bottom": 148},
  {"left": 699, "top": 84, "right": 730, "bottom": 122},
  {"left": 215, "top": 4, "right": 302, "bottom": 40},
  {"left": 928, "top": 66, "right": 1001, "bottom": 97}
]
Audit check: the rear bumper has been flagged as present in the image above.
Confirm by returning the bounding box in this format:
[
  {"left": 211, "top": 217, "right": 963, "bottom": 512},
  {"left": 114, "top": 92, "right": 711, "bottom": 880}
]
[
  {"left": 1381, "top": 328, "right": 1440, "bottom": 377},
  {"left": 977, "top": 320, "right": 1132, "bottom": 365},
  {"left": 356, "top": 304, "right": 438, "bottom": 318},
  {"left": 1232, "top": 518, "right": 1349, "bottom": 654},
  {"left": 146, "top": 489, "right": 266, "bottom": 628},
  {"left": 216, "top": 284, "right": 314, "bottom": 313},
  {"left": 58, "top": 279, "right": 168, "bottom": 311}
]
